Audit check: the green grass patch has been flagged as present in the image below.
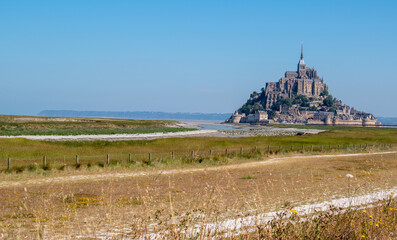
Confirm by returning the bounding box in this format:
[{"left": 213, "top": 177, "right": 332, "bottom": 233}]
[{"left": 240, "top": 174, "right": 257, "bottom": 179}]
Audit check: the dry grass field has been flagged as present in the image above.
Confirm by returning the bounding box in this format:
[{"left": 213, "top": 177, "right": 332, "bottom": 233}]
[{"left": 0, "top": 151, "right": 396, "bottom": 239}]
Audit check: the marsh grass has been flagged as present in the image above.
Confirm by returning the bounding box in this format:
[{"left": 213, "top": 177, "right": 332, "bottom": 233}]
[{"left": 0, "top": 115, "right": 192, "bottom": 136}]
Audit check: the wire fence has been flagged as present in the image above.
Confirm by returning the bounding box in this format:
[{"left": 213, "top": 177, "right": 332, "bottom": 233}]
[{"left": 2, "top": 143, "right": 396, "bottom": 171}]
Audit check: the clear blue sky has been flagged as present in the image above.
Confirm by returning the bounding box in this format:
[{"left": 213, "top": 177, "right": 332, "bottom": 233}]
[{"left": 1, "top": 0, "right": 396, "bottom": 117}]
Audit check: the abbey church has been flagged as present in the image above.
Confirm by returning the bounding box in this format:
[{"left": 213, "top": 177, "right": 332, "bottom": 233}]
[
  {"left": 226, "top": 46, "right": 380, "bottom": 126},
  {"left": 264, "top": 45, "right": 328, "bottom": 109}
]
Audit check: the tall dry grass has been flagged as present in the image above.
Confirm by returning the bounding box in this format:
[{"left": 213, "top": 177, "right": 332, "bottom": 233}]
[{"left": 0, "top": 152, "right": 396, "bottom": 239}]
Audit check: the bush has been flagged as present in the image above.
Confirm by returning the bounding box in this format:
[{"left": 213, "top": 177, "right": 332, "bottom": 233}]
[
  {"left": 240, "top": 174, "right": 257, "bottom": 180},
  {"left": 97, "top": 163, "right": 105, "bottom": 168},
  {"left": 142, "top": 159, "right": 152, "bottom": 166},
  {"left": 27, "top": 164, "right": 38, "bottom": 171},
  {"left": 42, "top": 164, "right": 51, "bottom": 171},
  {"left": 239, "top": 104, "right": 253, "bottom": 115},
  {"left": 272, "top": 97, "right": 293, "bottom": 111},
  {"left": 323, "top": 95, "right": 334, "bottom": 107},
  {"left": 320, "top": 89, "right": 329, "bottom": 96},
  {"left": 293, "top": 95, "right": 309, "bottom": 107},
  {"left": 308, "top": 106, "right": 318, "bottom": 111},
  {"left": 11, "top": 166, "right": 25, "bottom": 173},
  {"left": 58, "top": 165, "right": 66, "bottom": 171}
]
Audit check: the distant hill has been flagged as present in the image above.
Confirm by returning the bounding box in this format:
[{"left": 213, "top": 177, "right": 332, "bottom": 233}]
[
  {"left": 38, "top": 110, "right": 231, "bottom": 121},
  {"left": 377, "top": 117, "right": 397, "bottom": 126}
]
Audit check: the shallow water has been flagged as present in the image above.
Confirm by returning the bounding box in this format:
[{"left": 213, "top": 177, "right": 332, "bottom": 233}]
[{"left": 199, "top": 124, "right": 245, "bottom": 131}]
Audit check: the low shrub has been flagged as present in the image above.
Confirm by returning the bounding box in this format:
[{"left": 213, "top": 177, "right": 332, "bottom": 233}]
[
  {"left": 11, "top": 166, "right": 25, "bottom": 173},
  {"left": 42, "top": 164, "right": 51, "bottom": 171},
  {"left": 240, "top": 174, "right": 257, "bottom": 180},
  {"left": 27, "top": 164, "right": 38, "bottom": 171}
]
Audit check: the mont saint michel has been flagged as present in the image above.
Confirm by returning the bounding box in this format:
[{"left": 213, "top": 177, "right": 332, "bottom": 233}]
[{"left": 226, "top": 46, "right": 380, "bottom": 126}]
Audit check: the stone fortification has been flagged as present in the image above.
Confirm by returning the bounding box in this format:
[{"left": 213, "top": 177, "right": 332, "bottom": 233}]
[
  {"left": 230, "top": 110, "right": 268, "bottom": 124},
  {"left": 226, "top": 45, "right": 380, "bottom": 126}
]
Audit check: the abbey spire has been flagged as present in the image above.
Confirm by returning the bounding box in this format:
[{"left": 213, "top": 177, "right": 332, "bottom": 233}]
[
  {"left": 298, "top": 43, "right": 306, "bottom": 77},
  {"left": 300, "top": 43, "right": 304, "bottom": 60}
]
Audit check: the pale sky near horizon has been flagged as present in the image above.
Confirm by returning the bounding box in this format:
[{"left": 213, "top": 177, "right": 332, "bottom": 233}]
[{"left": 1, "top": 0, "right": 397, "bottom": 117}]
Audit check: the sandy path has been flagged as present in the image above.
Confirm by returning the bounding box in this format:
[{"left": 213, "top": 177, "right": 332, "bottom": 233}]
[{"left": 1, "top": 151, "right": 395, "bottom": 189}]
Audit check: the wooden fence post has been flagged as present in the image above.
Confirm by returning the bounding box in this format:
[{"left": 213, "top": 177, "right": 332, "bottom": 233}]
[
  {"left": 129, "top": 153, "right": 131, "bottom": 163},
  {"left": 171, "top": 151, "right": 174, "bottom": 160},
  {"left": 210, "top": 149, "right": 212, "bottom": 157},
  {"left": 107, "top": 154, "right": 110, "bottom": 165},
  {"left": 43, "top": 156, "right": 46, "bottom": 167},
  {"left": 7, "top": 158, "right": 10, "bottom": 170},
  {"left": 240, "top": 147, "right": 243, "bottom": 155},
  {"left": 225, "top": 148, "right": 228, "bottom": 155},
  {"left": 191, "top": 151, "right": 194, "bottom": 159},
  {"left": 76, "top": 155, "right": 79, "bottom": 165},
  {"left": 149, "top": 153, "right": 151, "bottom": 161}
]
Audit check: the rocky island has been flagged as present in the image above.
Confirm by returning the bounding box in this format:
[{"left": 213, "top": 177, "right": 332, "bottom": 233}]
[{"left": 226, "top": 45, "right": 380, "bottom": 126}]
